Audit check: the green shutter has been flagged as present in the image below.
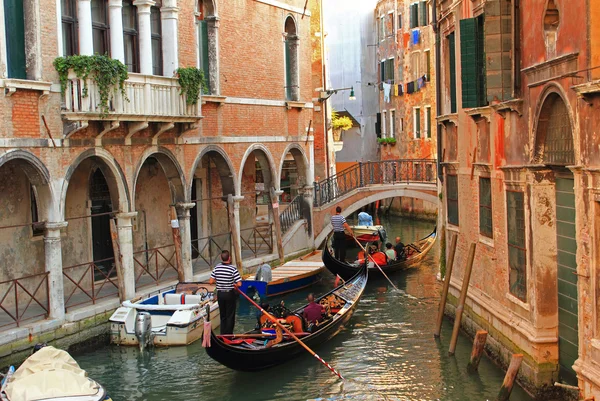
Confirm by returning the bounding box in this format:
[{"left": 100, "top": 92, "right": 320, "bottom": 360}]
[
  {"left": 4, "top": 0, "right": 26, "bottom": 79},
  {"left": 198, "top": 20, "right": 210, "bottom": 94},
  {"left": 419, "top": 1, "right": 427, "bottom": 26},
  {"left": 415, "top": 108, "right": 421, "bottom": 138},
  {"left": 448, "top": 33, "right": 457, "bottom": 113},
  {"left": 285, "top": 40, "right": 292, "bottom": 99},
  {"left": 460, "top": 18, "right": 479, "bottom": 108},
  {"left": 380, "top": 61, "right": 385, "bottom": 83},
  {"left": 485, "top": 0, "right": 513, "bottom": 102},
  {"left": 426, "top": 107, "right": 431, "bottom": 138},
  {"left": 410, "top": 4, "right": 418, "bottom": 29}
]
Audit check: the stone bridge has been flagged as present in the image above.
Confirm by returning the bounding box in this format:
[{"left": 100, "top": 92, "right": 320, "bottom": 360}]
[{"left": 311, "top": 160, "right": 439, "bottom": 246}]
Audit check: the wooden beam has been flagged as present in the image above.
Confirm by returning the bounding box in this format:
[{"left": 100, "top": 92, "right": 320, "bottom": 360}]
[
  {"left": 497, "top": 354, "right": 523, "bottom": 401},
  {"left": 449, "top": 242, "right": 477, "bottom": 355},
  {"left": 227, "top": 194, "right": 243, "bottom": 274},
  {"left": 170, "top": 206, "right": 185, "bottom": 282},
  {"left": 109, "top": 219, "right": 126, "bottom": 302},
  {"left": 435, "top": 232, "right": 458, "bottom": 338},
  {"left": 467, "top": 330, "right": 488, "bottom": 373},
  {"left": 269, "top": 187, "right": 285, "bottom": 264}
]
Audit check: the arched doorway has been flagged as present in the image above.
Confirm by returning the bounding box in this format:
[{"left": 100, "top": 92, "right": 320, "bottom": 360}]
[
  {"left": 133, "top": 150, "right": 186, "bottom": 288},
  {"left": 534, "top": 91, "right": 578, "bottom": 385},
  {"left": 189, "top": 148, "right": 236, "bottom": 272},
  {"left": 279, "top": 145, "right": 308, "bottom": 203}
]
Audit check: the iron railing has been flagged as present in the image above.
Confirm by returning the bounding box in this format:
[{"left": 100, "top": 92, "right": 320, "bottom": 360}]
[
  {"left": 63, "top": 257, "right": 119, "bottom": 310},
  {"left": 313, "top": 159, "right": 437, "bottom": 207},
  {"left": 0, "top": 272, "right": 49, "bottom": 329},
  {"left": 240, "top": 225, "right": 273, "bottom": 258},
  {"left": 133, "top": 245, "right": 178, "bottom": 288},
  {"left": 191, "top": 231, "right": 232, "bottom": 273},
  {"left": 280, "top": 194, "right": 310, "bottom": 234}
]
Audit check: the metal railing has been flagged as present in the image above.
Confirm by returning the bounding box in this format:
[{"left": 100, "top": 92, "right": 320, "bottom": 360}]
[
  {"left": 240, "top": 225, "right": 273, "bottom": 259},
  {"left": 133, "top": 245, "right": 178, "bottom": 288},
  {"left": 280, "top": 194, "right": 309, "bottom": 234},
  {"left": 313, "top": 159, "right": 437, "bottom": 207},
  {"left": 62, "top": 257, "right": 119, "bottom": 311},
  {"left": 191, "top": 231, "right": 232, "bottom": 272},
  {"left": 0, "top": 272, "right": 49, "bottom": 329}
]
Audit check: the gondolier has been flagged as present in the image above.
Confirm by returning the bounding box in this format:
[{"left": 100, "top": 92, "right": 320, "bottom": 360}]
[
  {"left": 331, "top": 206, "right": 354, "bottom": 262},
  {"left": 209, "top": 250, "right": 242, "bottom": 335}
]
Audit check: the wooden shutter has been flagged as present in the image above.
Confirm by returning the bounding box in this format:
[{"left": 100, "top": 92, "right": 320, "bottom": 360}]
[
  {"left": 460, "top": 18, "right": 480, "bottom": 108},
  {"left": 485, "top": 0, "right": 513, "bottom": 102},
  {"left": 285, "top": 40, "right": 292, "bottom": 100},
  {"left": 376, "top": 113, "right": 382, "bottom": 137},
  {"left": 415, "top": 108, "right": 421, "bottom": 138},
  {"left": 380, "top": 61, "right": 385, "bottom": 84},
  {"left": 4, "top": 0, "right": 26, "bottom": 79},
  {"left": 419, "top": 1, "right": 427, "bottom": 26},
  {"left": 448, "top": 33, "right": 457, "bottom": 113},
  {"left": 426, "top": 107, "right": 431, "bottom": 138},
  {"left": 410, "top": 4, "right": 418, "bottom": 29},
  {"left": 199, "top": 20, "right": 210, "bottom": 94}
]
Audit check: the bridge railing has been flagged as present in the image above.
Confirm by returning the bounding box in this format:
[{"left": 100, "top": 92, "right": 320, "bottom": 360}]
[
  {"left": 280, "top": 194, "right": 311, "bottom": 234},
  {"left": 313, "top": 159, "right": 437, "bottom": 207}
]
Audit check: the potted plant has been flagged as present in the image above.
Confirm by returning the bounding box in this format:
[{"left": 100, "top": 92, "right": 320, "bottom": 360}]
[
  {"left": 332, "top": 109, "right": 353, "bottom": 142},
  {"left": 377, "top": 137, "right": 388, "bottom": 146}
]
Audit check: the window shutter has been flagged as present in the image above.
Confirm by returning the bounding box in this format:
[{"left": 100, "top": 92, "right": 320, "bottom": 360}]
[
  {"left": 376, "top": 113, "right": 382, "bottom": 137},
  {"left": 380, "top": 61, "right": 385, "bottom": 84},
  {"left": 419, "top": 1, "right": 427, "bottom": 26},
  {"left": 410, "top": 4, "right": 418, "bottom": 29},
  {"left": 448, "top": 33, "right": 457, "bottom": 113},
  {"left": 4, "top": 0, "right": 26, "bottom": 79},
  {"left": 485, "top": 0, "right": 513, "bottom": 102},
  {"left": 426, "top": 107, "right": 431, "bottom": 138},
  {"left": 415, "top": 109, "right": 421, "bottom": 138},
  {"left": 285, "top": 40, "right": 292, "bottom": 100},
  {"left": 199, "top": 20, "right": 210, "bottom": 94},
  {"left": 460, "top": 18, "right": 479, "bottom": 108}
]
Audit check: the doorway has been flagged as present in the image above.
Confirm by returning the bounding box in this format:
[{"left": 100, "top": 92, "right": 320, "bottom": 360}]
[{"left": 90, "top": 169, "right": 114, "bottom": 279}]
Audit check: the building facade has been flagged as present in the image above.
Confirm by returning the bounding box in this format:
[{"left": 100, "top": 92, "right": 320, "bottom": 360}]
[
  {"left": 0, "top": 0, "right": 322, "bottom": 347},
  {"left": 438, "top": 0, "right": 600, "bottom": 398}
]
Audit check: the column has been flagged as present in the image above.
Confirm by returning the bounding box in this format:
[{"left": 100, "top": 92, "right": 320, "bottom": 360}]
[
  {"left": 176, "top": 203, "right": 195, "bottom": 281},
  {"left": 232, "top": 196, "right": 244, "bottom": 267},
  {"left": 44, "top": 222, "right": 68, "bottom": 322},
  {"left": 116, "top": 212, "right": 137, "bottom": 299},
  {"left": 302, "top": 185, "right": 315, "bottom": 248},
  {"left": 134, "top": 0, "right": 155, "bottom": 75},
  {"left": 108, "top": 0, "right": 125, "bottom": 63},
  {"left": 77, "top": 0, "right": 93, "bottom": 55},
  {"left": 206, "top": 16, "right": 220, "bottom": 95},
  {"left": 161, "top": 3, "right": 179, "bottom": 76}
]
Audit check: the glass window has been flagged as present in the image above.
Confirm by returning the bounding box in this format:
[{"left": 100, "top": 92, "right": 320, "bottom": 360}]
[
  {"left": 447, "top": 174, "right": 459, "bottom": 226},
  {"left": 425, "top": 106, "right": 431, "bottom": 138},
  {"left": 122, "top": 0, "right": 139, "bottom": 73},
  {"left": 479, "top": 177, "right": 493, "bottom": 238},
  {"left": 507, "top": 191, "right": 526, "bottom": 301},
  {"left": 61, "top": 0, "right": 78, "bottom": 56},
  {"left": 382, "top": 111, "right": 387, "bottom": 137},
  {"left": 151, "top": 6, "right": 162, "bottom": 75},
  {"left": 414, "top": 107, "right": 421, "bottom": 138},
  {"left": 91, "top": 0, "right": 109, "bottom": 55},
  {"left": 390, "top": 110, "right": 395, "bottom": 139}
]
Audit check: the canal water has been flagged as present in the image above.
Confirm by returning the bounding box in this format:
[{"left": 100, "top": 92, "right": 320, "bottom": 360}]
[{"left": 76, "top": 216, "right": 533, "bottom": 401}]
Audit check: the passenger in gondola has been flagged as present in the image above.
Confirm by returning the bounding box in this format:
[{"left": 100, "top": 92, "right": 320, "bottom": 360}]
[
  {"left": 384, "top": 242, "right": 397, "bottom": 261},
  {"left": 303, "top": 293, "right": 325, "bottom": 331},
  {"left": 395, "top": 236, "right": 407, "bottom": 261},
  {"left": 355, "top": 249, "right": 366, "bottom": 266},
  {"left": 368, "top": 244, "right": 388, "bottom": 266}
]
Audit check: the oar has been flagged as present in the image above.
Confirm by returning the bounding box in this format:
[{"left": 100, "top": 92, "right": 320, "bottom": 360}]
[
  {"left": 351, "top": 235, "right": 402, "bottom": 293},
  {"left": 235, "top": 287, "right": 345, "bottom": 381}
]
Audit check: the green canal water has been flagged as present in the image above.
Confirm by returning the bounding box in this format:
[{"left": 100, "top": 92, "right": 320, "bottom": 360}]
[{"left": 76, "top": 216, "right": 534, "bottom": 401}]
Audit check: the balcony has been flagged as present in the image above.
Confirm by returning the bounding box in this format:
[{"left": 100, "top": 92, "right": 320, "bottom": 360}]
[{"left": 62, "top": 71, "right": 202, "bottom": 123}]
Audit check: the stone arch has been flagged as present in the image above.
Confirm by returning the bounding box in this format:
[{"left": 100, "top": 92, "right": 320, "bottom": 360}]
[
  {"left": 284, "top": 14, "right": 298, "bottom": 36},
  {"left": 132, "top": 147, "right": 186, "bottom": 205},
  {"left": 279, "top": 143, "right": 310, "bottom": 201},
  {"left": 188, "top": 145, "right": 237, "bottom": 200},
  {"left": 0, "top": 150, "right": 54, "bottom": 222},
  {"left": 237, "top": 144, "right": 278, "bottom": 195},
  {"left": 532, "top": 84, "right": 576, "bottom": 166},
  {"left": 198, "top": 0, "right": 216, "bottom": 16},
  {"left": 61, "top": 148, "right": 130, "bottom": 219}
]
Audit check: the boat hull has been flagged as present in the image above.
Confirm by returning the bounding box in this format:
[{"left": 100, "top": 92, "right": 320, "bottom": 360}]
[{"left": 240, "top": 271, "right": 322, "bottom": 298}]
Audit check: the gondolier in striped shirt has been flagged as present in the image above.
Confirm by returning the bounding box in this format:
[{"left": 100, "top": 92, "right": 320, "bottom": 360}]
[
  {"left": 209, "top": 250, "right": 242, "bottom": 335},
  {"left": 331, "top": 206, "right": 354, "bottom": 263}
]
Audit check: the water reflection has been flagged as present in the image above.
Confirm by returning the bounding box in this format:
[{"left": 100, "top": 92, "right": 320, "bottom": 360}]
[{"left": 76, "top": 216, "right": 532, "bottom": 401}]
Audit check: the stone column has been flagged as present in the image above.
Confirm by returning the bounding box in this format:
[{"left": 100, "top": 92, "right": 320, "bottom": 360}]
[
  {"left": 77, "top": 0, "right": 93, "bottom": 55},
  {"left": 206, "top": 16, "right": 220, "bottom": 95},
  {"left": 161, "top": 3, "right": 179, "bottom": 76},
  {"left": 133, "top": 0, "right": 155, "bottom": 75},
  {"left": 176, "top": 203, "right": 195, "bottom": 281},
  {"left": 303, "top": 185, "right": 315, "bottom": 246},
  {"left": 232, "top": 196, "right": 244, "bottom": 265},
  {"left": 44, "top": 222, "right": 68, "bottom": 322},
  {"left": 108, "top": 0, "right": 125, "bottom": 63},
  {"left": 115, "top": 212, "right": 137, "bottom": 299},
  {"left": 287, "top": 35, "right": 300, "bottom": 101}
]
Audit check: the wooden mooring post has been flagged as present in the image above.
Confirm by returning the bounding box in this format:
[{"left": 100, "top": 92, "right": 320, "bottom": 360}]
[
  {"left": 109, "top": 219, "right": 126, "bottom": 302},
  {"left": 435, "top": 232, "right": 458, "bottom": 338},
  {"left": 497, "top": 354, "right": 523, "bottom": 401},
  {"left": 448, "top": 242, "right": 477, "bottom": 356},
  {"left": 170, "top": 206, "right": 185, "bottom": 282},
  {"left": 227, "top": 194, "right": 243, "bottom": 275},
  {"left": 269, "top": 187, "right": 285, "bottom": 264},
  {"left": 467, "top": 330, "right": 488, "bottom": 373}
]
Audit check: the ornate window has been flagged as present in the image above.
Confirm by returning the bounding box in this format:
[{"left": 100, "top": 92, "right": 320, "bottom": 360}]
[
  {"left": 544, "top": 0, "right": 559, "bottom": 59},
  {"left": 534, "top": 93, "right": 574, "bottom": 166},
  {"left": 507, "top": 190, "right": 526, "bottom": 301}
]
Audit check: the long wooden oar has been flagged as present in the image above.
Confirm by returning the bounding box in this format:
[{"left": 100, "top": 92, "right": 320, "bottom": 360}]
[
  {"left": 235, "top": 287, "right": 345, "bottom": 381},
  {"left": 352, "top": 236, "right": 401, "bottom": 293}
]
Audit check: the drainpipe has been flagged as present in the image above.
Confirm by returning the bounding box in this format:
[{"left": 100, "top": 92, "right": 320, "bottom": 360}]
[{"left": 433, "top": 0, "right": 443, "bottom": 183}]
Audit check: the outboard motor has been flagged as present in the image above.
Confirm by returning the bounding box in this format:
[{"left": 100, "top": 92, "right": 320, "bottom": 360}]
[{"left": 135, "top": 312, "right": 152, "bottom": 351}]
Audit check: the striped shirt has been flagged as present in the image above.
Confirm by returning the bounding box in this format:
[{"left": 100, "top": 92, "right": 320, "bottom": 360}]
[
  {"left": 211, "top": 263, "right": 242, "bottom": 291},
  {"left": 331, "top": 214, "right": 347, "bottom": 232}
]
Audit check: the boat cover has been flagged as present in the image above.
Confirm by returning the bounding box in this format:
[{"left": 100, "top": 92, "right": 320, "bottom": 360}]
[{"left": 5, "top": 346, "right": 100, "bottom": 401}]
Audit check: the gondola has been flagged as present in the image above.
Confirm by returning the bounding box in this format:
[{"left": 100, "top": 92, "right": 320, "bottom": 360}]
[
  {"left": 204, "top": 263, "right": 367, "bottom": 371},
  {"left": 323, "top": 227, "right": 437, "bottom": 280}
]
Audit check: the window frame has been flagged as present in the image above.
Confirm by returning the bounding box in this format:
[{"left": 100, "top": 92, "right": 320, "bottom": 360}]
[
  {"left": 122, "top": 0, "right": 139, "bottom": 72},
  {"left": 411, "top": 51, "right": 421, "bottom": 81},
  {"left": 413, "top": 106, "right": 421, "bottom": 139},
  {"left": 446, "top": 174, "right": 459, "bottom": 226},
  {"left": 61, "top": 0, "right": 78, "bottom": 56},
  {"left": 506, "top": 189, "right": 527, "bottom": 302},
  {"left": 150, "top": 5, "right": 163, "bottom": 76},
  {"left": 479, "top": 177, "right": 493, "bottom": 238},
  {"left": 390, "top": 109, "right": 395, "bottom": 139},
  {"left": 91, "top": 0, "right": 110, "bottom": 56},
  {"left": 382, "top": 110, "right": 387, "bottom": 138},
  {"left": 424, "top": 106, "right": 431, "bottom": 139}
]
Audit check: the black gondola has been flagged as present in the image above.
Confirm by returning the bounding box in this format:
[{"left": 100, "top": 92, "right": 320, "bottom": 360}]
[
  {"left": 204, "top": 264, "right": 367, "bottom": 371},
  {"left": 323, "top": 227, "right": 437, "bottom": 281}
]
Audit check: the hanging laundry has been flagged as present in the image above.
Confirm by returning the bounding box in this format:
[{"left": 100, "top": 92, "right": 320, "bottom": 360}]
[
  {"left": 412, "top": 29, "right": 420, "bottom": 45},
  {"left": 407, "top": 81, "right": 415, "bottom": 94},
  {"left": 417, "top": 77, "right": 425, "bottom": 89},
  {"left": 398, "top": 84, "right": 403, "bottom": 95},
  {"left": 403, "top": 33, "right": 410, "bottom": 48},
  {"left": 394, "top": 84, "right": 398, "bottom": 97},
  {"left": 413, "top": 79, "right": 420, "bottom": 92},
  {"left": 383, "top": 83, "right": 391, "bottom": 103}
]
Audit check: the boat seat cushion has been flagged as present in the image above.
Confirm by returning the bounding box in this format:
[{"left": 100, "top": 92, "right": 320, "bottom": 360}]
[{"left": 163, "top": 293, "right": 203, "bottom": 305}]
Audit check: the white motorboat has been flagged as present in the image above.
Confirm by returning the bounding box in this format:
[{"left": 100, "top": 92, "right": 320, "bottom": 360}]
[
  {"left": 1, "top": 346, "right": 111, "bottom": 401},
  {"left": 109, "top": 282, "right": 220, "bottom": 347},
  {"left": 347, "top": 225, "right": 387, "bottom": 244}
]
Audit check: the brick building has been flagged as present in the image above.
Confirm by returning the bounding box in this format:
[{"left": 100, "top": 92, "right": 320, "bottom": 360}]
[
  {"left": 0, "top": 0, "right": 325, "bottom": 350},
  {"left": 437, "top": 0, "right": 600, "bottom": 398},
  {"left": 374, "top": 0, "right": 438, "bottom": 217}
]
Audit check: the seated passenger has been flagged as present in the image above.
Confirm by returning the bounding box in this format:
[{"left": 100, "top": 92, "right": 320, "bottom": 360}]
[
  {"left": 303, "top": 293, "right": 325, "bottom": 325},
  {"left": 355, "top": 249, "right": 366, "bottom": 265},
  {"left": 384, "top": 242, "right": 397, "bottom": 261},
  {"left": 368, "top": 245, "right": 388, "bottom": 266},
  {"left": 395, "top": 236, "right": 407, "bottom": 261}
]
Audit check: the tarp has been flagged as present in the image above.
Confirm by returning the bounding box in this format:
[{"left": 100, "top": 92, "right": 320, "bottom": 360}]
[{"left": 5, "top": 346, "right": 101, "bottom": 401}]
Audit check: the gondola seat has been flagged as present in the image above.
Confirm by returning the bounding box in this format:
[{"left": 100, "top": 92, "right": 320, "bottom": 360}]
[{"left": 163, "top": 293, "right": 203, "bottom": 305}]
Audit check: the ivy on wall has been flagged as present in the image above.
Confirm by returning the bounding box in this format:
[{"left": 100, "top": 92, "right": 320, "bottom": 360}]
[{"left": 175, "top": 67, "right": 206, "bottom": 106}]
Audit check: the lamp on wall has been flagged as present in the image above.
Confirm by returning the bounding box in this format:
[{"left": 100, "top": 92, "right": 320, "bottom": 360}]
[{"left": 318, "top": 87, "right": 356, "bottom": 102}]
